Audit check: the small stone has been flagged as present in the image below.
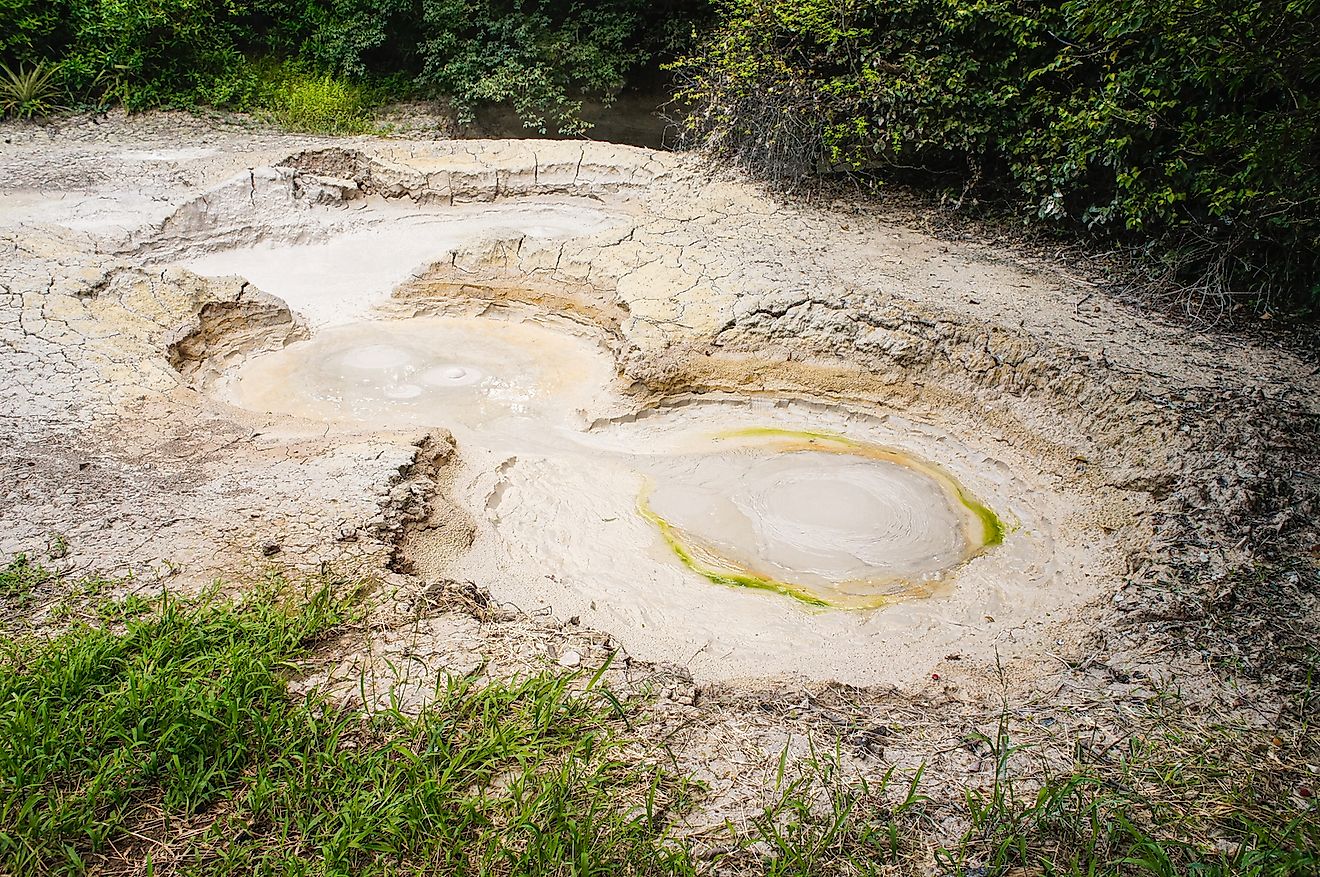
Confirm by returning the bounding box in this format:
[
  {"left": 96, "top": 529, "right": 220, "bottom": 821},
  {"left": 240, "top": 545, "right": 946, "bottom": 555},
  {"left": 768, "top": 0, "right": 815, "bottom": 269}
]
[
  {"left": 558, "top": 650, "right": 581, "bottom": 668},
  {"left": 261, "top": 541, "right": 281, "bottom": 557}
]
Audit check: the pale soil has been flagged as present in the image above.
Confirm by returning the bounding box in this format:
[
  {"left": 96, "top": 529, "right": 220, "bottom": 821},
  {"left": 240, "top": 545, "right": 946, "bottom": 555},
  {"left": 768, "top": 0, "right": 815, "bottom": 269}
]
[{"left": 2, "top": 110, "right": 1317, "bottom": 853}]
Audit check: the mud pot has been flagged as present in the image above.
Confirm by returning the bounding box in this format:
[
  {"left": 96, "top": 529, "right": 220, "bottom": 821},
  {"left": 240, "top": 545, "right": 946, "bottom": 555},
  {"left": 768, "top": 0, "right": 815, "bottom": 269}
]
[
  {"left": 3, "top": 113, "right": 1317, "bottom": 831},
  {"left": 215, "top": 307, "right": 1056, "bottom": 682}
]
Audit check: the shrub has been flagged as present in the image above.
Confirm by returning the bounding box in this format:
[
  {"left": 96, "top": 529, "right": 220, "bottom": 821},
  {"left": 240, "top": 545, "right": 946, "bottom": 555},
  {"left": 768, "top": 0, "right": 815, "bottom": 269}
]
[
  {"left": 0, "top": 60, "right": 63, "bottom": 118},
  {"left": 0, "top": 0, "right": 71, "bottom": 67},
  {"left": 50, "top": 0, "right": 252, "bottom": 109},
  {"left": 414, "top": 0, "right": 650, "bottom": 134},
  {"left": 293, "top": 0, "right": 425, "bottom": 81},
  {"left": 267, "top": 69, "right": 372, "bottom": 133},
  {"left": 0, "top": 0, "right": 710, "bottom": 135},
  {"left": 675, "top": 0, "right": 1320, "bottom": 310},
  {"left": 296, "top": 0, "right": 711, "bottom": 135}
]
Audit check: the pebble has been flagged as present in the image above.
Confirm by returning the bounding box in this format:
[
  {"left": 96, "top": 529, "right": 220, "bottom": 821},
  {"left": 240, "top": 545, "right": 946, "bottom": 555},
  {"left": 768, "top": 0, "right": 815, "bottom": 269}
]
[{"left": 557, "top": 650, "right": 581, "bottom": 668}]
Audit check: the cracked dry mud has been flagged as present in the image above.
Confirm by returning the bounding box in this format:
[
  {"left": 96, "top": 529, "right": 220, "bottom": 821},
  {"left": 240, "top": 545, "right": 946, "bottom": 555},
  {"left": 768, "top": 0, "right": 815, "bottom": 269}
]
[{"left": 3, "top": 112, "right": 1318, "bottom": 841}]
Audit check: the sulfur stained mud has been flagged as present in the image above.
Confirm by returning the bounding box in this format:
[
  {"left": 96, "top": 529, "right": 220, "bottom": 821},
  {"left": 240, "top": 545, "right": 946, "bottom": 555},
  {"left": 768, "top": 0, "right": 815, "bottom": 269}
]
[
  {"left": 212, "top": 302, "right": 1089, "bottom": 684},
  {"left": 85, "top": 139, "right": 1187, "bottom": 684},
  {"left": 223, "top": 311, "right": 1011, "bottom": 617},
  {"left": 638, "top": 430, "right": 1003, "bottom": 609}
]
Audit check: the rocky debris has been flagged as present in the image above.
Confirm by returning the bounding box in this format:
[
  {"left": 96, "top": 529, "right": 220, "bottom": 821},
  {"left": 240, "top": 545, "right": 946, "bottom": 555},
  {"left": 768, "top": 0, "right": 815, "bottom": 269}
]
[{"left": 166, "top": 288, "right": 309, "bottom": 388}]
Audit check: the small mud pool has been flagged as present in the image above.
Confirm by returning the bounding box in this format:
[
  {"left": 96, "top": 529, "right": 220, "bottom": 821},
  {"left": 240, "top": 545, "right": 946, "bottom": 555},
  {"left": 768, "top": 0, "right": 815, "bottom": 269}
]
[
  {"left": 640, "top": 430, "right": 1002, "bottom": 608},
  {"left": 218, "top": 316, "right": 615, "bottom": 442}
]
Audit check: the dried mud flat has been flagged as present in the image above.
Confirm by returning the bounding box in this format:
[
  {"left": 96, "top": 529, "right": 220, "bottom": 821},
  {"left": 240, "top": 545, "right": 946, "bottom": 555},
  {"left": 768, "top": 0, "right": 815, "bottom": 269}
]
[{"left": 2, "top": 112, "right": 1318, "bottom": 850}]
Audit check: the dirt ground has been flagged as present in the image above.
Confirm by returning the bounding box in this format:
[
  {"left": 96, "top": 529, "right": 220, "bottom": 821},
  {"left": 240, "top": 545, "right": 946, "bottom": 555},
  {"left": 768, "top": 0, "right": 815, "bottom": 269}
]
[{"left": 2, "top": 110, "right": 1317, "bottom": 858}]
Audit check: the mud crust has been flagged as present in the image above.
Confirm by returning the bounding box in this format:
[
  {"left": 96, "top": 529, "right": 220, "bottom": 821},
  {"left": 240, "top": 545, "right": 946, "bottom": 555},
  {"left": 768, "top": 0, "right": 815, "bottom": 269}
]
[{"left": 2, "top": 112, "right": 1317, "bottom": 848}]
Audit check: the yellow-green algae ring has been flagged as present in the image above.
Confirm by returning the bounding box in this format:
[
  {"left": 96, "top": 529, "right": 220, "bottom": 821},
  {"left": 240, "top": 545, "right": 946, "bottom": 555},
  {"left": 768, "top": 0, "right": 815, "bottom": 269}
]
[
  {"left": 638, "top": 428, "right": 1005, "bottom": 609},
  {"left": 715, "top": 427, "right": 1004, "bottom": 547},
  {"left": 637, "top": 485, "right": 837, "bottom": 608}
]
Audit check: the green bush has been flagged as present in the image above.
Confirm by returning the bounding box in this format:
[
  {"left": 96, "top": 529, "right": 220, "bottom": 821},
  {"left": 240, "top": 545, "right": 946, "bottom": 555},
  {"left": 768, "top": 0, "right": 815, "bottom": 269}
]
[
  {"left": 0, "top": 0, "right": 70, "bottom": 67},
  {"left": 414, "top": 0, "right": 650, "bottom": 134},
  {"left": 292, "top": 0, "right": 425, "bottom": 80},
  {"left": 52, "top": 0, "right": 253, "bottom": 109},
  {"left": 295, "top": 0, "right": 709, "bottom": 135},
  {"left": 0, "top": 0, "right": 709, "bottom": 134},
  {"left": 268, "top": 69, "right": 372, "bottom": 133},
  {"left": 675, "top": 0, "right": 1320, "bottom": 309}
]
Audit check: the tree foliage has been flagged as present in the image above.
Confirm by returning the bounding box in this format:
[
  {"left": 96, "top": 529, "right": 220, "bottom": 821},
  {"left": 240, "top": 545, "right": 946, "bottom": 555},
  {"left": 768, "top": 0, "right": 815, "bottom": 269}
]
[
  {"left": 675, "top": 0, "right": 1320, "bottom": 308},
  {"left": 0, "top": 0, "right": 711, "bottom": 131}
]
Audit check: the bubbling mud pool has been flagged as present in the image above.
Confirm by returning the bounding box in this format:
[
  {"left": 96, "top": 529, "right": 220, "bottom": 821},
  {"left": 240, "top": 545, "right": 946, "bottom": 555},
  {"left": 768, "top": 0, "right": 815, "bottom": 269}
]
[
  {"left": 217, "top": 314, "right": 1031, "bottom": 617},
  {"left": 639, "top": 430, "right": 1002, "bottom": 609},
  {"left": 218, "top": 316, "right": 616, "bottom": 444}
]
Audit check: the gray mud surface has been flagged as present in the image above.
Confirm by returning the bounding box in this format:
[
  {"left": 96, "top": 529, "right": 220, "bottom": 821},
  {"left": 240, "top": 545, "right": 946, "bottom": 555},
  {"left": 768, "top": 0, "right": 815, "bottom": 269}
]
[{"left": 3, "top": 111, "right": 1317, "bottom": 839}]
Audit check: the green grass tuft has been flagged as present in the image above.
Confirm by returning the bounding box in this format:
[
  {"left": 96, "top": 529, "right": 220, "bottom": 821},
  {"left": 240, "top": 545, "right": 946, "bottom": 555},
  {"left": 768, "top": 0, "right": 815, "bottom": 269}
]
[
  {"left": 0, "top": 554, "right": 52, "bottom": 602},
  {"left": 2, "top": 559, "right": 1315, "bottom": 876},
  {"left": 0, "top": 61, "right": 64, "bottom": 119},
  {"left": 934, "top": 711, "right": 1320, "bottom": 877},
  {"left": 0, "top": 575, "right": 692, "bottom": 875}
]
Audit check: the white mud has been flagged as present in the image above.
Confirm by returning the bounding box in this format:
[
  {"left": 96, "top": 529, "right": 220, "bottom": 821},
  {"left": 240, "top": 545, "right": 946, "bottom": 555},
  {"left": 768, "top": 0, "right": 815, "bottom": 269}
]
[
  {"left": 218, "top": 315, "right": 617, "bottom": 439},
  {"left": 182, "top": 201, "right": 621, "bottom": 327},
  {"left": 426, "top": 396, "right": 1084, "bottom": 685},
  {"left": 2, "top": 121, "right": 1315, "bottom": 698},
  {"left": 216, "top": 309, "right": 1086, "bottom": 685}
]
